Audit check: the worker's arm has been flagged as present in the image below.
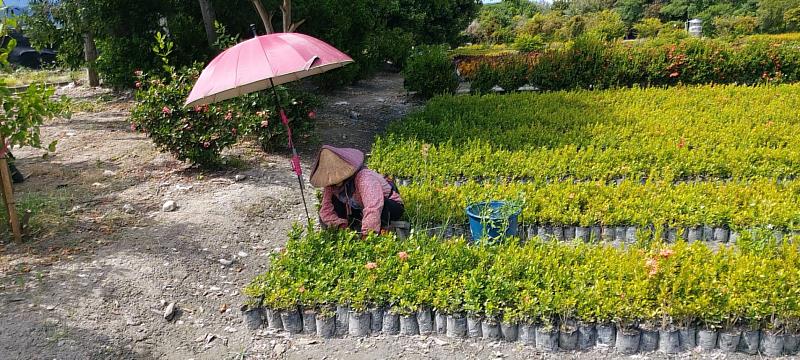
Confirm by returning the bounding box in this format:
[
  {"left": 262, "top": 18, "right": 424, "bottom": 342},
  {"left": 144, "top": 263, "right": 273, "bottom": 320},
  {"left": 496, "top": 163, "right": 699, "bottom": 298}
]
[
  {"left": 319, "top": 187, "right": 347, "bottom": 229},
  {"left": 357, "top": 173, "right": 385, "bottom": 235}
]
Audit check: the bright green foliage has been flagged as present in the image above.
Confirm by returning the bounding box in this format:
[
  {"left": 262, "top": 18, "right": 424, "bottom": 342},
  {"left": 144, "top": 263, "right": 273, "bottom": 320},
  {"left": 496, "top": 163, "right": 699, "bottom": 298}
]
[
  {"left": 403, "top": 45, "right": 459, "bottom": 98},
  {"left": 0, "top": 2, "right": 64, "bottom": 156},
  {"left": 245, "top": 228, "right": 800, "bottom": 332},
  {"left": 633, "top": 18, "right": 665, "bottom": 38},
  {"left": 371, "top": 84, "right": 800, "bottom": 182}
]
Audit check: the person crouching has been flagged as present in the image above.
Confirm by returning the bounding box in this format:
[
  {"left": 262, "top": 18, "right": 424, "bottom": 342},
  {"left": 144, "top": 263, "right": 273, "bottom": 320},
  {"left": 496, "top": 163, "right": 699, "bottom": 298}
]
[{"left": 310, "top": 145, "right": 404, "bottom": 237}]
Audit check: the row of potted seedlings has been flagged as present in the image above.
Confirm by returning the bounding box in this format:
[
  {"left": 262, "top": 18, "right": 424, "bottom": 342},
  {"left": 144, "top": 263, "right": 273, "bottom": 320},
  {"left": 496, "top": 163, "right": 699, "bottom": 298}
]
[
  {"left": 245, "top": 228, "right": 800, "bottom": 357},
  {"left": 371, "top": 84, "right": 800, "bottom": 183},
  {"left": 247, "top": 306, "right": 793, "bottom": 356},
  {"left": 398, "top": 180, "right": 800, "bottom": 236},
  {"left": 416, "top": 222, "right": 797, "bottom": 246}
]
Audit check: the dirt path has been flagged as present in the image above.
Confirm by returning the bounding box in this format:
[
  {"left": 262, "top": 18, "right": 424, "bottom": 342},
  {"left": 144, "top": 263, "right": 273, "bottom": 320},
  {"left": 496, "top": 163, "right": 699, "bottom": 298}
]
[{"left": 0, "top": 73, "right": 752, "bottom": 360}]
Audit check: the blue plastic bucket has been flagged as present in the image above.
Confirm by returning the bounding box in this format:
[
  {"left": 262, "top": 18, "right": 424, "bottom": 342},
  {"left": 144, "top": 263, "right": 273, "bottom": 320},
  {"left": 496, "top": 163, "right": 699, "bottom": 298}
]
[{"left": 466, "top": 201, "right": 521, "bottom": 244}]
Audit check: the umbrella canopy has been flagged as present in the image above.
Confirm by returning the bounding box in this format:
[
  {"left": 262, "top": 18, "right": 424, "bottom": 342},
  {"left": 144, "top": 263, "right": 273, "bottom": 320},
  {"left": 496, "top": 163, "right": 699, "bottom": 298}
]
[{"left": 185, "top": 32, "right": 353, "bottom": 107}]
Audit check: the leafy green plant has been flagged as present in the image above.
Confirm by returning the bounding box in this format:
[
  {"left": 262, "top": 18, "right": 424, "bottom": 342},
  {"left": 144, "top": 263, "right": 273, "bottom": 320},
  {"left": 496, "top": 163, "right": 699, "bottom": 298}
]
[{"left": 403, "top": 45, "right": 459, "bottom": 98}]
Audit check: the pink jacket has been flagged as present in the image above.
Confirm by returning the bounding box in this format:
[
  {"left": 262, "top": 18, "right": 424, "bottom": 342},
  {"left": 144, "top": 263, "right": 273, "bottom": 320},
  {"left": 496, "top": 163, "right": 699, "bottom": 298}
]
[{"left": 320, "top": 169, "right": 403, "bottom": 234}]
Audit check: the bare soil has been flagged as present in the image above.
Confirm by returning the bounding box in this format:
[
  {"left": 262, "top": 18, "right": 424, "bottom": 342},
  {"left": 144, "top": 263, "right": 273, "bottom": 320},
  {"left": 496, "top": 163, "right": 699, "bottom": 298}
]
[{"left": 0, "top": 73, "right": 754, "bottom": 359}]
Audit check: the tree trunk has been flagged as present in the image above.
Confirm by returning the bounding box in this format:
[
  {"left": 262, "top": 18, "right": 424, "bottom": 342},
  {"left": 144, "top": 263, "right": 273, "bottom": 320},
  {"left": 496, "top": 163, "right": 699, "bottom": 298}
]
[
  {"left": 83, "top": 33, "right": 99, "bottom": 87},
  {"left": 281, "top": 0, "right": 306, "bottom": 32},
  {"left": 198, "top": 0, "right": 217, "bottom": 46},
  {"left": 250, "top": 0, "right": 275, "bottom": 34}
]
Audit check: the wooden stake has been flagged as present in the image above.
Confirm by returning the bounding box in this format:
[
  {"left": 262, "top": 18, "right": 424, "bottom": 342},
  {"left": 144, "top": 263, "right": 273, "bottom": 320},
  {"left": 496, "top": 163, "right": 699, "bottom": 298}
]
[{"left": 0, "top": 156, "right": 21, "bottom": 242}]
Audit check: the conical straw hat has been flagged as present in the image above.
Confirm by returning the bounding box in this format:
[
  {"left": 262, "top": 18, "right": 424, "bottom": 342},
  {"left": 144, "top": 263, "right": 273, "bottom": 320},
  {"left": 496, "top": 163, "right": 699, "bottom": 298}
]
[{"left": 309, "top": 146, "right": 364, "bottom": 187}]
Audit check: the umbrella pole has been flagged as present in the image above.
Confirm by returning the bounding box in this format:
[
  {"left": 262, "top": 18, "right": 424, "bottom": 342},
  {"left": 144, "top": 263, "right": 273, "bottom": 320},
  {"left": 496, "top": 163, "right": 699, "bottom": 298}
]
[{"left": 268, "top": 80, "right": 312, "bottom": 226}]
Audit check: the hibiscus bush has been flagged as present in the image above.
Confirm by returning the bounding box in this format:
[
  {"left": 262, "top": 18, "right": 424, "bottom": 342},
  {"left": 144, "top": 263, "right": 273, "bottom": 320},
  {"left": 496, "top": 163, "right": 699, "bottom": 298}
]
[{"left": 130, "top": 34, "right": 318, "bottom": 167}]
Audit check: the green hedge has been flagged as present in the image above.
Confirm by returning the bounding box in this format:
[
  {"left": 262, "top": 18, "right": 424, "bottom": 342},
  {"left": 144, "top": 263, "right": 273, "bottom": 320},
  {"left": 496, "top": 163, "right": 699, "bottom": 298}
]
[
  {"left": 370, "top": 84, "right": 800, "bottom": 182},
  {"left": 245, "top": 228, "right": 800, "bottom": 332},
  {"left": 399, "top": 179, "right": 800, "bottom": 230},
  {"left": 461, "top": 36, "right": 800, "bottom": 92}
]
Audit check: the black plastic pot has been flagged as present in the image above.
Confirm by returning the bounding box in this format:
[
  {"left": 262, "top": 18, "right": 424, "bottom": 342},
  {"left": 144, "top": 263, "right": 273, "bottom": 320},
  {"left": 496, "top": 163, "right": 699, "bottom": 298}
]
[
  {"left": 639, "top": 328, "right": 658, "bottom": 352},
  {"left": 302, "top": 309, "right": 317, "bottom": 334},
  {"left": 559, "top": 327, "right": 578, "bottom": 351},
  {"left": 679, "top": 326, "right": 697, "bottom": 351},
  {"left": 467, "top": 316, "right": 482, "bottom": 338},
  {"left": 349, "top": 310, "right": 371, "bottom": 337},
  {"left": 615, "top": 226, "right": 626, "bottom": 243},
  {"left": 713, "top": 227, "right": 729, "bottom": 243},
  {"left": 400, "top": 314, "right": 419, "bottom": 335},
  {"left": 316, "top": 313, "right": 336, "bottom": 338},
  {"left": 382, "top": 310, "right": 400, "bottom": 335},
  {"left": 417, "top": 307, "right": 434, "bottom": 335},
  {"left": 590, "top": 226, "right": 602, "bottom": 242},
  {"left": 596, "top": 323, "right": 616, "bottom": 347},
  {"left": 702, "top": 225, "right": 714, "bottom": 241},
  {"left": 785, "top": 333, "right": 800, "bottom": 355},
  {"left": 718, "top": 330, "right": 740, "bottom": 353},
  {"left": 575, "top": 226, "right": 589, "bottom": 241},
  {"left": 687, "top": 227, "right": 702, "bottom": 242},
  {"left": 577, "top": 323, "right": 596, "bottom": 350},
  {"left": 446, "top": 313, "right": 467, "bottom": 338},
  {"left": 553, "top": 226, "right": 565, "bottom": 241},
  {"left": 697, "top": 329, "right": 718, "bottom": 351},
  {"left": 601, "top": 226, "right": 614, "bottom": 241},
  {"left": 435, "top": 311, "right": 447, "bottom": 334},
  {"left": 658, "top": 328, "right": 680, "bottom": 354},
  {"left": 370, "top": 307, "right": 384, "bottom": 334},
  {"left": 738, "top": 329, "right": 760, "bottom": 355},
  {"left": 501, "top": 322, "right": 518, "bottom": 342},
  {"left": 536, "top": 327, "right": 559, "bottom": 352},
  {"left": 760, "top": 331, "right": 784, "bottom": 356},
  {"left": 519, "top": 323, "right": 536, "bottom": 346},
  {"left": 625, "top": 226, "right": 637, "bottom": 244},
  {"left": 266, "top": 308, "right": 283, "bottom": 331},
  {"left": 243, "top": 307, "right": 264, "bottom": 330},
  {"left": 563, "top": 225, "right": 576, "bottom": 240},
  {"left": 335, "top": 305, "right": 350, "bottom": 336},
  {"left": 280, "top": 308, "right": 303, "bottom": 334},
  {"left": 482, "top": 318, "right": 501, "bottom": 340},
  {"left": 615, "top": 328, "right": 641, "bottom": 354}
]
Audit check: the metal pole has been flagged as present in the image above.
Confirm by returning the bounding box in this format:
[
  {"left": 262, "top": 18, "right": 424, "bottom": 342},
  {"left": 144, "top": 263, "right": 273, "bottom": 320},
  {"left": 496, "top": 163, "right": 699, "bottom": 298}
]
[{"left": 269, "top": 78, "right": 312, "bottom": 225}]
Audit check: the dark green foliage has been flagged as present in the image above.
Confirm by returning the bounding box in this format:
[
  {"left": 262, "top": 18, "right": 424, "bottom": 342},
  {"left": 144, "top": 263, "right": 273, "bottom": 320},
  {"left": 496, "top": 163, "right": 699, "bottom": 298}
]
[{"left": 403, "top": 45, "right": 459, "bottom": 98}]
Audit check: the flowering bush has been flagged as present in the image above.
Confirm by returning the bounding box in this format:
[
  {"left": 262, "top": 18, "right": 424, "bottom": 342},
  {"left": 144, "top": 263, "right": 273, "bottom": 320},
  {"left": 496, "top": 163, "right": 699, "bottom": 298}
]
[{"left": 130, "top": 35, "right": 318, "bottom": 167}]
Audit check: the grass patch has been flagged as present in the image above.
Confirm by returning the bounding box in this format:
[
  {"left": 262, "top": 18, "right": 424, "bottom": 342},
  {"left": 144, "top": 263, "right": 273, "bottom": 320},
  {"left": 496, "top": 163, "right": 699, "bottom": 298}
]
[
  {"left": 1, "top": 68, "right": 85, "bottom": 87},
  {"left": 0, "top": 188, "right": 76, "bottom": 242}
]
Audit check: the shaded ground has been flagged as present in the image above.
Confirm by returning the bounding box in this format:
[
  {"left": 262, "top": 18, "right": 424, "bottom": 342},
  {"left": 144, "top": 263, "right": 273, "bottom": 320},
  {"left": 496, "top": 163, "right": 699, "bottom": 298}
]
[{"left": 0, "top": 72, "right": 756, "bottom": 359}]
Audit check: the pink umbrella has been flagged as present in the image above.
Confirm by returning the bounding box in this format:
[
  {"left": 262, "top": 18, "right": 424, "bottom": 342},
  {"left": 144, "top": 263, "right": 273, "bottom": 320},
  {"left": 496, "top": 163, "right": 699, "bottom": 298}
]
[{"left": 185, "top": 32, "right": 354, "bottom": 223}]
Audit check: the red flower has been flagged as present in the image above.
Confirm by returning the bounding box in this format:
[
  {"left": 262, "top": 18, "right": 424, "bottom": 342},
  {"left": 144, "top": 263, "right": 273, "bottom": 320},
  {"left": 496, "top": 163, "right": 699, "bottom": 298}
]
[
  {"left": 398, "top": 251, "right": 409, "bottom": 261},
  {"left": 308, "top": 110, "right": 317, "bottom": 119},
  {"left": 365, "top": 262, "right": 378, "bottom": 270},
  {"left": 162, "top": 106, "right": 172, "bottom": 115}
]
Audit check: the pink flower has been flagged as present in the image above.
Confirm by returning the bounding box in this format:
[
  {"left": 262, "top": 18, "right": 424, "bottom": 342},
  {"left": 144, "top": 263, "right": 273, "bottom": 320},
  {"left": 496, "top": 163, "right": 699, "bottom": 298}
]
[
  {"left": 134, "top": 70, "right": 143, "bottom": 77},
  {"left": 298, "top": 285, "right": 306, "bottom": 293},
  {"left": 669, "top": 72, "right": 680, "bottom": 78},
  {"left": 162, "top": 106, "right": 172, "bottom": 115},
  {"left": 130, "top": 123, "right": 137, "bottom": 131},
  {"left": 398, "top": 251, "right": 409, "bottom": 261},
  {"left": 134, "top": 81, "right": 142, "bottom": 89},
  {"left": 231, "top": 128, "right": 237, "bottom": 135},
  {"left": 308, "top": 111, "right": 317, "bottom": 119},
  {"left": 225, "top": 112, "right": 233, "bottom": 120},
  {"left": 365, "top": 262, "right": 378, "bottom": 270},
  {"left": 659, "top": 249, "right": 675, "bottom": 258},
  {"left": 260, "top": 120, "right": 269, "bottom": 128},
  {"left": 202, "top": 141, "right": 211, "bottom": 148}
]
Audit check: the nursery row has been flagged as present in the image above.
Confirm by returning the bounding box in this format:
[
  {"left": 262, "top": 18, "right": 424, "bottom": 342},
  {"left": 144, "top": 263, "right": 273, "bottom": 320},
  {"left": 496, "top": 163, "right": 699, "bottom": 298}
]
[
  {"left": 398, "top": 179, "right": 800, "bottom": 230},
  {"left": 370, "top": 84, "right": 800, "bottom": 182},
  {"left": 245, "top": 228, "right": 800, "bottom": 355},
  {"left": 456, "top": 36, "right": 800, "bottom": 92}
]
